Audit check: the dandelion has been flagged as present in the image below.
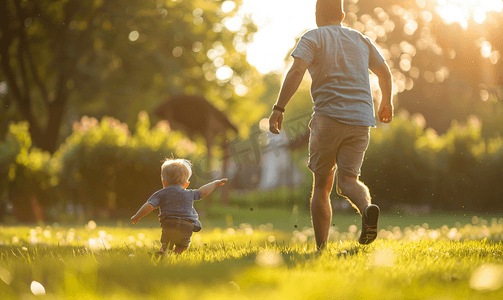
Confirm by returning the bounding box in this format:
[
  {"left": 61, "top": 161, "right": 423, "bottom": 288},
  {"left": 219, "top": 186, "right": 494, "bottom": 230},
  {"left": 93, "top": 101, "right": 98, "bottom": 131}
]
[{"left": 30, "top": 281, "right": 46, "bottom": 295}]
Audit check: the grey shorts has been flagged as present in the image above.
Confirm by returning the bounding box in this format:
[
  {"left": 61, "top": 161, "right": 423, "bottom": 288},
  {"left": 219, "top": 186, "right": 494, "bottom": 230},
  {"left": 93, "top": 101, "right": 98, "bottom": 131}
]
[
  {"left": 308, "top": 115, "right": 370, "bottom": 176},
  {"left": 160, "top": 218, "right": 194, "bottom": 248}
]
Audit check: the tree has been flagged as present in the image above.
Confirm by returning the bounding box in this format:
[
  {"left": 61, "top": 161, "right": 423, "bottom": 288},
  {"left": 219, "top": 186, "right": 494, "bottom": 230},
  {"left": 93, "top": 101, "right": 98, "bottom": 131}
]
[
  {"left": 352, "top": 0, "right": 503, "bottom": 134},
  {"left": 0, "top": 0, "right": 266, "bottom": 153}
]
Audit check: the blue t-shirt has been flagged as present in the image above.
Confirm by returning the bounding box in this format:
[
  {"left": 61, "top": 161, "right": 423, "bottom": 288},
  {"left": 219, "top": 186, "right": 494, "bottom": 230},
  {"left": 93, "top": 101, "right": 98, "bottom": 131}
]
[
  {"left": 291, "top": 24, "right": 385, "bottom": 127},
  {"left": 147, "top": 185, "right": 203, "bottom": 231}
]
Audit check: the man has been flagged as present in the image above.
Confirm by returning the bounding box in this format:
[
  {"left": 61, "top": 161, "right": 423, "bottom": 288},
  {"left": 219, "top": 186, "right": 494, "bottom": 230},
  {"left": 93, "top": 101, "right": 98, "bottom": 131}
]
[{"left": 269, "top": 0, "right": 393, "bottom": 250}]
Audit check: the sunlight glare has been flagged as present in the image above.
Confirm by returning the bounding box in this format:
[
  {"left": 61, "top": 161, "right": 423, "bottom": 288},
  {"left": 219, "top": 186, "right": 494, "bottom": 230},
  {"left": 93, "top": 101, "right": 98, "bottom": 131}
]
[
  {"left": 255, "top": 250, "right": 285, "bottom": 268},
  {"left": 221, "top": 1, "right": 236, "bottom": 13},
  {"left": 435, "top": 0, "right": 503, "bottom": 28},
  {"left": 31, "top": 281, "right": 46, "bottom": 295},
  {"left": 216, "top": 66, "right": 234, "bottom": 81},
  {"left": 223, "top": 16, "right": 243, "bottom": 32},
  {"left": 470, "top": 263, "right": 503, "bottom": 291},
  {"left": 372, "top": 249, "right": 397, "bottom": 267},
  {"left": 480, "top": 41, "right": 492, "bottom": 58}
]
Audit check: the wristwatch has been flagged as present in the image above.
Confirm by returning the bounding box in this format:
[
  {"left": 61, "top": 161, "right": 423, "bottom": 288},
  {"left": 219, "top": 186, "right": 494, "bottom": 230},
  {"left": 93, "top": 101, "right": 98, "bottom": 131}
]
[{"left": 273, "top": 105, "right": 285, "bottom": 113}]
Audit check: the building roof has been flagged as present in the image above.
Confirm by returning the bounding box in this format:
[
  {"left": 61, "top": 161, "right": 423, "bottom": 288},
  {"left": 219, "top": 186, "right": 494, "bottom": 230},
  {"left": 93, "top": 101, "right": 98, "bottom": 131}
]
[{"left": 153, "top": 94, "right": 238, "bottom": 138}]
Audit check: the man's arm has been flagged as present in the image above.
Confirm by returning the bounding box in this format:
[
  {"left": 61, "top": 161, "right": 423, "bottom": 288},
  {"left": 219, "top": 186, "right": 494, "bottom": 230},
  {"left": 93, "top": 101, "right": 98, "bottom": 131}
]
[
  {"left": 131, "top": 203, "right": 156, "bottom": 225},
  {"left": 269, "top": 57, "right": 309, "bottom": 134},
  {"left": 371, "top": 62, "right": 393, "bottom": 123},
  {"left": 199, "top": 179, "right": 228, "bottom": 198}
]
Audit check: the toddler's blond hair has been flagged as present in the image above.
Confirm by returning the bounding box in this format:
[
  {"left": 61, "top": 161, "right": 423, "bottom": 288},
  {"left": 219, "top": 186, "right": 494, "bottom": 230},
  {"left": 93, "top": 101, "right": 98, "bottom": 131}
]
[{"left": 161, "top": 158, "right": 192, "bottom": 186}]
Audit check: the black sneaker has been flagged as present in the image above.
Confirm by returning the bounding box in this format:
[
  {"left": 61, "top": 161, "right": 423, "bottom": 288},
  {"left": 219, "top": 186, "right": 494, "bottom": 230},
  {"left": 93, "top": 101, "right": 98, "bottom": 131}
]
[{"left": 359, "top": 204, "right": 380, "bottom": 245}]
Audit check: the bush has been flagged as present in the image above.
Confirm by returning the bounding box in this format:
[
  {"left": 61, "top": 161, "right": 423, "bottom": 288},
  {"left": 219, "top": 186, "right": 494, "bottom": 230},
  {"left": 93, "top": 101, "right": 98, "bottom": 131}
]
[
  {"left": 361, "top": 114, "right": 432, "bottom": 208},
  {"left": 360, "top": 114, "right": 503, "bottom": 212},
  {"left": 0, "top": 122, "right": 56, "bottom": 221},
  {"left": 3, "top": 111, "right": 503, "bottom": 222},
  {"left": 54, "top": 112, "right": 203, "bottom": 219},
  {"left": 421, "top": 118, "right": 503, "bottom": 211}
]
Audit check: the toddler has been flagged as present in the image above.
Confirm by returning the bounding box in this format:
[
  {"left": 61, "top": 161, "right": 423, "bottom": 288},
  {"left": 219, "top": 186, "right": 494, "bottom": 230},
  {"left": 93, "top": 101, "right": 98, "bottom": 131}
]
[{"left": 131, "top": 158, "right": 227, "bottom": 253}]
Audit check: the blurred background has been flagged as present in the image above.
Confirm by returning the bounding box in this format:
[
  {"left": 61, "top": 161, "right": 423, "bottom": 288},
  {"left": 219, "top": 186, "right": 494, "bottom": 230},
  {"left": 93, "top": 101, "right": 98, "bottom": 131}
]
[{"left": 1, "top": 0, "right": 502, "bottom": 223}]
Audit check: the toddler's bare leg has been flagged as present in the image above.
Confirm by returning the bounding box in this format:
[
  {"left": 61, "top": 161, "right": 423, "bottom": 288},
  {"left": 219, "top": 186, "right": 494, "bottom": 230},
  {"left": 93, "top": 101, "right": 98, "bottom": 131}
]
[
  {"left": 158, "top": 242, "right": 175, "bottom": 254},
  {"left": 158, "top": 243, "right": 168, "bottom": 253},
  {"left": 174, "top": 246, "right": 187, "bottom": 254}
]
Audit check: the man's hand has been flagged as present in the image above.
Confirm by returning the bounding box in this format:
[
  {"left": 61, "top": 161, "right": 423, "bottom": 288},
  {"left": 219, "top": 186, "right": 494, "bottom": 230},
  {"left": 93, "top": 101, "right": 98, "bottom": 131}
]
[
  {"left": 372, "top": 63, "right": 393, "bottom": 124},
  {"left": 131, "top": 215, "right": 139, "bottom": 225},
  {"left": 378, "top": 101, "right": 393, "bottom": 123},
  {"left": 269, "top": 110, "right": 284, "bottom": 134}
]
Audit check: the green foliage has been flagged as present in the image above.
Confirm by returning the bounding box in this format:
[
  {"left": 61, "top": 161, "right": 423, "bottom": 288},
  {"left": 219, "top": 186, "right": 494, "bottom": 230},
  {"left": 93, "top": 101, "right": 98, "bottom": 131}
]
[
  {"left": 362, "top": 113, "right": 433, "bottom": 207},
  {"left": 361, "top": 114, "right": 503, "bottom": 211},
  {"left": 0, "top": 0, "right": 266, "bottom": 152},
  {"left": 0, "top": 122, "right": 55, "bottom": 221},
  {"left": 2, "top": 111, "right": 503, "bottom": 221},
  {"left": 54, "top": 112, "right": 203, "bottom": 217}
]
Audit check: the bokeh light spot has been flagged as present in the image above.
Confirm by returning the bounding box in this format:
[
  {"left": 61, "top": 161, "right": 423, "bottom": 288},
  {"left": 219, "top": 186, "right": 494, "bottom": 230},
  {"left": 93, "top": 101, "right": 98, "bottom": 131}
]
[
  {"left": 216, "top": 66, "right": 234, "bottom": 81},
  {"left": 221, "top": 1, "right": 236, "bottom": 13},
  {"left": 31, "top": 281, "right": 46, "bottom": 295},
  {"left": 470, "top": 264, "right": 503, "bottom": 291},
  {"left": 173, "top": 46, "right": 183, "bottom": 57},
  {"left": 128, "top": 31, "right": 139, "bottom": 42}
]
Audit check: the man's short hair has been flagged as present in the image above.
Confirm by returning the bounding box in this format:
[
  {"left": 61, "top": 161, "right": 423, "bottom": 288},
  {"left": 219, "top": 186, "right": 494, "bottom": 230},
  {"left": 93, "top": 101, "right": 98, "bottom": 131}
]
[
  {"left": 317, "top": 0, "right": 344, "bottom": 23},
  {"left": 161, "top": 158, "right": 192, "bottom": 186}
]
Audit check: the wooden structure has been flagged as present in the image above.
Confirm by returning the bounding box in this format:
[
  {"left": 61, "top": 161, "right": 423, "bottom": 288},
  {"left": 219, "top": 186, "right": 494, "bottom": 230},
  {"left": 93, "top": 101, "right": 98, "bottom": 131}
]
[{"left": 154, "top": 95, "right": 238, "bottom": 204}]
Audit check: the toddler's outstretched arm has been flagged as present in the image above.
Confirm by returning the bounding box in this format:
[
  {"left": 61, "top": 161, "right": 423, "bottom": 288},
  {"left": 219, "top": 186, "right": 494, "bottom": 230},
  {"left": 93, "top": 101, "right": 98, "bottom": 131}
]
[
  {"left": 199, "top": 179, "right": 228, "bottom": 198},
  {"left": 131, "top": 203, "right": 156, "bottom": 225}
]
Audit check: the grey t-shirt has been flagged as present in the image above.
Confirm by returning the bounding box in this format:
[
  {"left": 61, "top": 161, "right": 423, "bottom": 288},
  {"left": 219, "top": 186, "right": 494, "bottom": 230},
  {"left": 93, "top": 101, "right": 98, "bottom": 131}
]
[
  {"left": 147, "top": 185, "right": 203, "bottom": 231},
  {"left": 291, "top": 25, "right": 385, "bottom": 127}
]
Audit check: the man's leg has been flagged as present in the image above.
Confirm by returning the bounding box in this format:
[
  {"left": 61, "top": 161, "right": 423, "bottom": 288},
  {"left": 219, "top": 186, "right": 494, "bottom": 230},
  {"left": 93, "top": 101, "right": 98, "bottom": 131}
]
[
  {"left": 337, "top": 173, "right": 379, "bottom": 244},
  {"left": 311, "top": 172, "right": 335, "bottom": 250},
  {"left": 336, "top": 174, "right": 371, "bottom": 215}
]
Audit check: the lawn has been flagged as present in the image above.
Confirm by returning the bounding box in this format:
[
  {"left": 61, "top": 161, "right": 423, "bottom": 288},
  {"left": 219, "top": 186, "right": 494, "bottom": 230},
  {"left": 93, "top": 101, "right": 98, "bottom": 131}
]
[{"left": 1, "top": 209, "right": 503, "bottom": 299}]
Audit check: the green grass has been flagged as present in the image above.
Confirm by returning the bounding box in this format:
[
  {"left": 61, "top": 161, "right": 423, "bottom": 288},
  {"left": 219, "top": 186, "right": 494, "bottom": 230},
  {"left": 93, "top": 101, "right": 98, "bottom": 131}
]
[{"left": 1, "top": 211, "right": 503, "bottom": 299}]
